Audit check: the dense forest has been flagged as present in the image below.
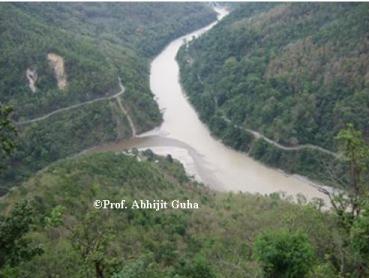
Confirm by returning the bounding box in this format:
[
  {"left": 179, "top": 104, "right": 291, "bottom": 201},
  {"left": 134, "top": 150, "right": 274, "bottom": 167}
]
[
  {"left": 1, "top": 3, "right": 369, "bottom": 277},
  {"left": 2, "top": 102, "right": 369, "bottom": 277},
  {"left": 1, "top": 131, "right": 369, "bottom": 277},
  {"left": 1, "top": 3, "right": 216, "bottom": 119},
  {"left": 0, "top": 3, "right": 216, "bottom": 193},
  {"left": 178, "top": 3, "right": 369, "bottom": 182}
]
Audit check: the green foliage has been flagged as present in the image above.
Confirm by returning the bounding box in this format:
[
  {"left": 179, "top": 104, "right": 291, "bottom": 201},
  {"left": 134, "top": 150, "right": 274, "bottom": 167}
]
[
  {"left": 350, "top": 203, "right": 369, "bottom": 274},
  {"left": 173, "top": 255, "right": 216, "bottom": 278},
  {"left": 249, "top": 138, "right": 340, "bottom": 184},
  {"left": 44, "top": 205, "right": 64, "bottom": 228},
  {"left": 0, "top": 105, "right": 16, "bottom": 155},
  {"left": 112, "top": 253, "right": 161, "bottom": 278},
  {"left": 71, "top": 210, "right": 119, "bottom": 277},
  {"left": 178, "top": 3, "right": 369, "bottom": 181},
  {"left": 329, "top": 124, "right": 369, "bottom": 230},
  {"left": 0, "top": 104, "right": 16, "bottom": 170},
  {"left": 336, "top": 124, "right": 369, "bottom": 177},
  {"left": 324, "top": 125, "right": 369, "bottom": 277},
  {"left": 0, "top": 101, "right": 126, "bottom": 194},
  {"left": 1, "top": 3, "right": 216, "bottom": 120},
  {"left": 253, "top": 230, "right": 315, "bottom": 278},
  {"left": 307, "top": 262, "right": 337, "bottom": 278},
  {"left": 0, "top": 3, "right": 217, "bottom": 194},
  {"left": 0, "top": 152, "right": 336, "bottom": 277},
  {"left": 210, "top": 115, "right": 254, "bottom": 152},
  {"left": 0, "top": 201, "right": 43, "bottom": 272},
  {"left": 1, "top": 142, "right": 368, "bottom": 276}
]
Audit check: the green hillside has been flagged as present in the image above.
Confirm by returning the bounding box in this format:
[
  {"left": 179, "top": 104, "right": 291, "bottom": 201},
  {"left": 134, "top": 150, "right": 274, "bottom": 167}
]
[
  {"left": 0, "top": 3, "right": 216, "bottom": 193},
  {"left": 1, "top": 3, "right": 216, "bottom": 120},
  {"left": 1, "top": 4, "right": 369, "bottom": 277},
  {"left": 0, "top": 152, "right": 345, "bottom": 277},
  {"left": 178, "top": 3, "right": 369, "bottom": 181}
]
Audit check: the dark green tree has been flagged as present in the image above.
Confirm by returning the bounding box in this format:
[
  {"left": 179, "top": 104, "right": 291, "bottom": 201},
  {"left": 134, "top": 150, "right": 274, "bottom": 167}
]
[
  {"left": 0, "top": 201, "right": 43, "bottom": 272},
  {"left": 0, "top": 104, "right": 16, "bottom": 169},
  {"left": 253, "top": 229, "right": 315, "bottom": 278},
  {"left": 350, "top": 201, "right": 369, "bottom": 276},
  {"left": 174, "top": 255, "right": 216, "bottom": 278}
]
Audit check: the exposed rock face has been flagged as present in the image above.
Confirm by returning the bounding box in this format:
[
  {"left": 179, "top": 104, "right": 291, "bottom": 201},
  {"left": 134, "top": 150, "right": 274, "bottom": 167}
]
[
  {"left": 26, "top": 68, "right": 38, "bottom": 93},
  {"left": 47, "top": 53, "right": 67, "bottom": 90}
]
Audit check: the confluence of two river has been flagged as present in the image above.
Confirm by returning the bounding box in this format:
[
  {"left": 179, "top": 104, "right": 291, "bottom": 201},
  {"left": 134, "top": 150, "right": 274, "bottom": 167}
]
[{"left": 94, "top": 8, "right": 330, "bottom": 203}]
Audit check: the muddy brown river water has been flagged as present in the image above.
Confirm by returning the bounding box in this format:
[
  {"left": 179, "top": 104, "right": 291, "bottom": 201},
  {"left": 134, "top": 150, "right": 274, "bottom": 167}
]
[{"left": 92, "top": 8, "right": 331, "bottom": 203}]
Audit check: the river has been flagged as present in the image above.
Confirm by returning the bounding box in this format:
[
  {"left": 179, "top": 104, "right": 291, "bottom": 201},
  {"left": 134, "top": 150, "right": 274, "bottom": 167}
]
[{"left": 92, "top": 8, "right": 330, "bottom": 203}]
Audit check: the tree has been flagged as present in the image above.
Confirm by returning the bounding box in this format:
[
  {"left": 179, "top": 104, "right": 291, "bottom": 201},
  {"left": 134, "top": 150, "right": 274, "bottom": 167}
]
[
  {"left": 321, "top": 124, "right": 369, "bottom": 276},
  {"left": 350, "top": 200, "right": 369, "bottom": 276},
  {"left": 0, "top": 201, "right": 43, "bottom": 273},
  {"left": 174, "top": 255, "right": 216, "bottom": 278},
  {"left": 0, "top": 104, "right": 16, "bottom": 169},
  {"left": 111, "top": 253, "right": 161, "bottom": 278},
  {"left": 70, "top": 210, "right": 118, "bottom": 278},
  {"left": 253, "top": 229, "right": 315, "bottom": 278},
  {"left": 321, "top": 124, "right": 369, "bottom": 230},
  {"left": 336, "top": 124, "right": 369, "bottom": 222}
]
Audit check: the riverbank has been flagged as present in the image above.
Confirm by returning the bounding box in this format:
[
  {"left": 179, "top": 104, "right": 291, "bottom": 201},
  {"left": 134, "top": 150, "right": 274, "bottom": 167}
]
[{"left": 89, "top": 7, "right": 331, "bottom": 205}]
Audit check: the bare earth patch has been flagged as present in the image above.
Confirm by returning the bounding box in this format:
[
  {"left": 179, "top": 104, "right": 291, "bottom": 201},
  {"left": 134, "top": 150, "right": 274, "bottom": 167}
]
[
  {"left": 26, "top": 68, "right": 38, "bottom": 93},
  {"left": 47, "top": 53, "right": 67, "bottom": 90}
]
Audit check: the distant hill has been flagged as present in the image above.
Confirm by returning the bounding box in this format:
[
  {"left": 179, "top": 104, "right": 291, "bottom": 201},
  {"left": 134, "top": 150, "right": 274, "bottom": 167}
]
[
  {"left": 0, "top": 3, "right": 216, "bottom": 193},
  {"left": 178, "top": 3, "right": 369, "bottom": 181}
]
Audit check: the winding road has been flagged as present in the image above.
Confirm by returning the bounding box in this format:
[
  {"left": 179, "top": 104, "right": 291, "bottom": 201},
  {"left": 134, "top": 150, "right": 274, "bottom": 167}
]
[
  {"left": 222, "top": 116, "right": 339, "bottom": 158},
  {"left": 116, "top": 93, "right": 136, "bottom": 137},
  {"left": 15, "top": 75, "right": 338, "bottom": 159},
  {"left": 16, "top": 78, "right": 137, "bottom": 136},
  {"left": 13, "top": 7, "right": 335, "bottom": 201}
]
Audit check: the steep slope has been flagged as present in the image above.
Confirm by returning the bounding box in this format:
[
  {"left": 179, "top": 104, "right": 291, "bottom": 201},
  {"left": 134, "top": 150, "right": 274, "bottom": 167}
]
[
  {"left": 1, "top": 3, "right": 216, "bottom": 120},
  {"left": 178, "top": 3, "right": 369, "bottom": 181},
  {"left": 0, "top": 152, "right": 335, "bottom": 277},
  {"left": 0, "top": 3, "right": 216, "bottom": 193}
]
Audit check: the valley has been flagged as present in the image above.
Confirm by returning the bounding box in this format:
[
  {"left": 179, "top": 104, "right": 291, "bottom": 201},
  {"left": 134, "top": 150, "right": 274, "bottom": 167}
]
[
  {"left": 91, "top": 7, "right": 331, "bottom": 202},
  {"left": 1, "top": 3, "right": 369, "bottom": 277}
]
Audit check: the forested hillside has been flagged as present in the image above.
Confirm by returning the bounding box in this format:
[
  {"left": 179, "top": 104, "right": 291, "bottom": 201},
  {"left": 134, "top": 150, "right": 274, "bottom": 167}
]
[
  {"left": 2, "top": 4, "right": 369, "bottom": 277},
  {"left": 2, "top": 138, "right": 369, "bottom": 277},
  {"left": 178, "top": 3, "right": 369, "bottom": 181},
  {"left": 0, "top": 3, "right": 216, "bottom": 193},
  {"left": 0, "top": 151, "right": 363, "bottom": 277},
  {"left": 2, "top": 3, "right": 216, "bottom": 120}
]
